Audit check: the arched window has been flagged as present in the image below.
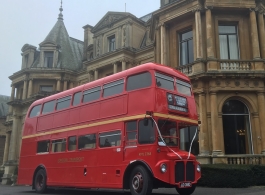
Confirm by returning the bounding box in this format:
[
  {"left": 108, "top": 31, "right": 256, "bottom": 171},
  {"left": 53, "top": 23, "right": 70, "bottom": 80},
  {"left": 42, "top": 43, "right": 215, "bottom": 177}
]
[{"left": 222, "top": 100, "right": 253, "bottom": 154}]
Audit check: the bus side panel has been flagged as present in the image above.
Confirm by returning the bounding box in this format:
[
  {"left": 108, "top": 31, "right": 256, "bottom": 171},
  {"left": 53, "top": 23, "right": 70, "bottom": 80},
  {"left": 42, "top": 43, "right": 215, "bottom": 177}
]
[
  {"left": 127, "top": 88, "right": 154, "bottom": 115},
  {"left": 96, "top": 122, "right": 124, "bottom": 188},
  {"left": 23, "top": 117, "right": 37, "bottom": 136},
  {"left": 80, "top": 102, "right": 100, "bottom": 122},
  {"left": 53, "top": 110, "right": 70, "bottom": 128},
  {"left": 18, "top": 138, "right": 36, "bottom": 185},
  {"left": 100, "top": 95, "right": 128, "bottom": 119},
  {"left": 37, "top": 114, "right": 54, "bottom": 131}
]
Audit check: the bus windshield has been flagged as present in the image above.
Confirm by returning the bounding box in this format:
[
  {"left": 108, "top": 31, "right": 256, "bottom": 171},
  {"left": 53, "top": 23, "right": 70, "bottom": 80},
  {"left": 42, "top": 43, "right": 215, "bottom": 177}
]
[{"left": 157, "top": 119, "right": 178, "bottom": 147}]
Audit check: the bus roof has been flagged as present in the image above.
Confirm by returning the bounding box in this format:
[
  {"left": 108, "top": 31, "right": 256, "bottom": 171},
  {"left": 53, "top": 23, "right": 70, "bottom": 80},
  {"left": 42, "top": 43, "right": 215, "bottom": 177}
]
[{"left": 30, "top": 63, "right": 190, "bottom": 107}]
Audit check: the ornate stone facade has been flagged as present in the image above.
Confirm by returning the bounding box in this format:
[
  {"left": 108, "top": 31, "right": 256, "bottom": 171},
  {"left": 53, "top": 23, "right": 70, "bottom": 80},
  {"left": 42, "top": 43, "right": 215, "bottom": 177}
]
[{"left": 153, "top": 0, "right": 265, "bottom": 163}]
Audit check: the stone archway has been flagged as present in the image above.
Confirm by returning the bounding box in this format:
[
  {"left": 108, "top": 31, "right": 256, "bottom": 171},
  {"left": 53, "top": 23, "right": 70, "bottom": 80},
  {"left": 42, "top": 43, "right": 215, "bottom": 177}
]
[{"left": 222, "top": 100, "right": 253, "bottom": 154}]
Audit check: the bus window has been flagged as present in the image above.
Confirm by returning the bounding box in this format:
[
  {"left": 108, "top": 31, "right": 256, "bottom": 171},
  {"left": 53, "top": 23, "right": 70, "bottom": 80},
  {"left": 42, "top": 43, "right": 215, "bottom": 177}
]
[
  {"left": 126, "top": 121, "right": 137, "bottom": 146},
  {"left": 29, "top": 105, "right": 41, "bottom": 118},
  {"left": 99, "top": 130, "right": 121, "bottom": 147},
  {"left": 83, "top": 86, "right": 101, "bottom": 103},
  {"left": 103, "top": 79, "right": 124, "bottom": 97},
  {"left": 68, "top": 136, "right": 77, "bottom": 151},
  {"left": 42, "top": 100, "right": 56, "bottom": 114},
  {"left": 158, "top": 119, "right": 178, "bottom": 146},
  {"left": 138, "top": 119, "right": 155, "bottom": 144},
  {"left": 78, "top": 134, "right": 96, "bottom": 149},
  {"left": 155, "top": 72, "right": 174, "bottom": 91},
  {"left": 51, "top": 139, "right": 66, "bottom": 153},
  {"left": 176, "top": 79, "right": 191, "bottom": 96},
  {"left": 73, "top": 92, "right": 82, "bottom": 106},
  {"left": 126, "top": 72, "right": 152, "bottom": 91},
  {"left": 56, "top": 96, "right": 71, "bottom": 111},
  {"left": 37, "top": 140, "right": 50, "bottom": 153}
]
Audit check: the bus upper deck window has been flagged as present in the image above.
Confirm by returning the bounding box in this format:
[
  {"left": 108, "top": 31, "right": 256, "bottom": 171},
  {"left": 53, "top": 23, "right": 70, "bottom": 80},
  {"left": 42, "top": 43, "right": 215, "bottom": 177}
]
[
  {"left": 126, "top": 72, "right": 152, "bottom": 91},
  {"left": 29, "top": 105, "right": 41, "bottom": 118},
  {"left": 56, "top": 96, "right": 71, "bottom": 111},
  {"left": 155, "top": 72, "right": 174, "bottom": 91},
  {"left": 73, "top": 92, "right": 82, "bottom": 106},
  {"left": 176, "top": 80, "right": 191, "bottom": 96},
  {"left": 83, "top": 86, "right": 101, "bottom": 103},
  {"left": 103, "top": 79, "right": 124, "bottom": 98},
  {"left": 42, "top": 100, "right": 56, "bottom": 114}
]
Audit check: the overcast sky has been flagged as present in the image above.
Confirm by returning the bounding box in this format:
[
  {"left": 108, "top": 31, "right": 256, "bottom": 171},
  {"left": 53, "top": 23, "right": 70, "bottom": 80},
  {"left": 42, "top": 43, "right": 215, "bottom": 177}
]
[{"left": 0, "top": 0, "right": 160, "bottom": 96}]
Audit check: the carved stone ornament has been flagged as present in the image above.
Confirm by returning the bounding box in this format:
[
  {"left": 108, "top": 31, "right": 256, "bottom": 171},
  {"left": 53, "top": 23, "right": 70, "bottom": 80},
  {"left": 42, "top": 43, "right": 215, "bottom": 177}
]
[
  {"left": 225, "top": 80, "right": 230, "bottom": 86},
  {"left": 244, "top": 80, "right": 249, "bottom": 86},
  {"left": 235, "top": 81, "right": 240, "bottom": 86},
  {"left": 99, "top": 15, "right": 124, "bottom": 29},
  {"left": 193, "top": 83, "right": 198, "bottom": 88},
  {"left": 254, "top": 81, "right": 259, "bottom": 87},
  {"left": 215, "top": 80, "right": 221, "bottom": 86}
]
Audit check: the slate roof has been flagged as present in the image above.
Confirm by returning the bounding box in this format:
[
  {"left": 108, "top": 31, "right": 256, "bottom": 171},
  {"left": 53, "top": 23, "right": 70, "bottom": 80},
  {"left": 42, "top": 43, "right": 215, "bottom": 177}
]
[
  {"left": 0, "top": 95, "right": 10, "bottom": 117},
  {"left": 32, "top": 8, "right": 84, "bottom": 71}
]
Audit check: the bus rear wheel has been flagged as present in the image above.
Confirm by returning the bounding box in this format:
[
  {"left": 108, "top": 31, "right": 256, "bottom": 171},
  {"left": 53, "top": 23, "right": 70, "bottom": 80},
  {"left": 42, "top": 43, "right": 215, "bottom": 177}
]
[
  {"left": 34, "top": 169, "right": 47, "bottom": 193},
  {"left": 176, "top": 185, "right": 196, "bottom": 195},
  {"left": 129, "top": 165, "right": 153, "bottom": 195}
]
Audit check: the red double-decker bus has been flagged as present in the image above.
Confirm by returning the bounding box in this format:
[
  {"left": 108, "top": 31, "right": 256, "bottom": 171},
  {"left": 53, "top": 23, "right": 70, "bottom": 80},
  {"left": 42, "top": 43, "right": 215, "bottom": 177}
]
[{"left": 17, "top": 63, "right": 201, "bottom": 195}]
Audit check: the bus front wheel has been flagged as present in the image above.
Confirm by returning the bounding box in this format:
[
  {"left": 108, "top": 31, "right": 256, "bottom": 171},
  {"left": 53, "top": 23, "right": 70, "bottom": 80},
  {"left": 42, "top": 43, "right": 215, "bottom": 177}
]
[
  {"left": 34, "top": 169, "right": 47, "bottom": 193},
  {"left": 175, "top": 185, "right": 196, "bottom": 195},
  {"left": 129, "top": 165, "right": 153, "bottom": 195}
]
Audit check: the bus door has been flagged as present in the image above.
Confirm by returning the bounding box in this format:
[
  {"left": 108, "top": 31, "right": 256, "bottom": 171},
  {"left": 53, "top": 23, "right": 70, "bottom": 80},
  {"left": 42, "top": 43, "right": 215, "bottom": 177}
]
[
  {"left": 97, "top": 130, "right": 123, "bottom": 187},
  {"left": 124, "top": 119, "right": 156, "bottom": 162}
]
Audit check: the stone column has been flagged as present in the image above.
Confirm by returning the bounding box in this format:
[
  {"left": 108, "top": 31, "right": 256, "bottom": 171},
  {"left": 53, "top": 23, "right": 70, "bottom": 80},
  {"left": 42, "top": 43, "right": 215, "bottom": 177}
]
[
  {"left": 56, "top": 79, "right": 61, "bottom": 91},
  {"left": 8, "top": 116, "right": 19, "bottom": 161},
  {"left": 257, "top": 91, "right": 265, "bottom": 154},
  {"left": 22, "top": 80, "right": 28, "bottom": 100},
  {"left": 2, "top": 132, "right": 11, "bottom": 165},
  {"left": 250, "top": 9, "right": 261, "bottom": 59},
  {"left": 210, "top": 91, "right": 222, "bottom": 155},
  {"left": 258, "top": 13, "right": 265, "bottom": 59},
  {"left": 195, "top": 10, "right": 203, "bottom": 59},
  {"left": 27, "top": 79, "right": 33, "bottom": 98},
  {"left": 198, "top": 92, "right": 210, "bottom": 155},
  {"left": 206, "top": 8, "right": 215, "bottom": 58},
  {"left": 160, "top": 24, "right": 166, "bottom": 64},
  {"left": 155, "top": 25, "right": 161, "bottom": 63},
  {"left": 122, "top": 61, "right": 126, "bottom": 71},
  {"left": 69, "top": 82, "right": 74, "bottom": 89},
  {"left": 10, "top": 85, "right": 15, "bottom": 101},
  {"left": 63, "top": 80, "right": 68, "bottom": 91},
  {"left": 113, "top": 63, "right": 118, "bottom": 74},
  {"left": 94, "top": 69, "right": 98, "bottom": 80}
]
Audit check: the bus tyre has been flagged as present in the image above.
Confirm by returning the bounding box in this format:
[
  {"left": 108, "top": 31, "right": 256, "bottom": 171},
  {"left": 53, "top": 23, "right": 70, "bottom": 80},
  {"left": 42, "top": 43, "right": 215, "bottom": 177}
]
[
  {"left": 129, "top": 165, "right": 153, "bottom": 195},
  {"left": 176, "top": 185, "right": 196, "bottom": 195},
  {"left": 34, "top": 169, "right": 47, "bottom": 193}
]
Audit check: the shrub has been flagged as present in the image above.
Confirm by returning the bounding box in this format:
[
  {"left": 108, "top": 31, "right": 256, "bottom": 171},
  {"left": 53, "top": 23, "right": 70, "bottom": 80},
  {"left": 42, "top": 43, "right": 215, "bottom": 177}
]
[{"left": 197, "top": 164, "right": 265, "bottom": 188}]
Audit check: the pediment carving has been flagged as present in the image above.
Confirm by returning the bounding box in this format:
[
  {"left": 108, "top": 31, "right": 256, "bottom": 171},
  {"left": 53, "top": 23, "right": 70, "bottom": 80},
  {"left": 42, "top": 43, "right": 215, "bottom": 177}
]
[{"left": 92, "top": 12, "right": 128, "bottom": 32}]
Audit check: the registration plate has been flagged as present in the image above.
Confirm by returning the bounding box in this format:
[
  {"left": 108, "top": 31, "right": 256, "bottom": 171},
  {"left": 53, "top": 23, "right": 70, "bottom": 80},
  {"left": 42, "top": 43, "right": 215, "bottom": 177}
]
[{"left": 180, "top": 182, "right": 192, "bottom": 188}]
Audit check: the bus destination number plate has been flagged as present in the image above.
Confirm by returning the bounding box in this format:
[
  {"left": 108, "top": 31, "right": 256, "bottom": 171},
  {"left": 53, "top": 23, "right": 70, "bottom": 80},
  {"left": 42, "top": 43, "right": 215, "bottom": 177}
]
[{"left": 180, "top": 182, "right": 192, "bottom": 188}]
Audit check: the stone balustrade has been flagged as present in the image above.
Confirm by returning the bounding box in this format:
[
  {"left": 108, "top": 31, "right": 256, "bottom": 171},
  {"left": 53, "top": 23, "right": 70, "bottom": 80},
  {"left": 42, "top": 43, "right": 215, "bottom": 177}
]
[{"left": 219, "top": 60, "right": 252, "bottom": 71}]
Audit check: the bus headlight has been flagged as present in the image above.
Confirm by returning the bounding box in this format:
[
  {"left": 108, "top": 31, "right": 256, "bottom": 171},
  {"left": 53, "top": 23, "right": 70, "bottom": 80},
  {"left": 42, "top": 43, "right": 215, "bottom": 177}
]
[
  {"left": 197, "top": 164, "right": 201, "bottom": 172},
  {"left": 160, "top": 163, "right": 167, "bottom": 173}
]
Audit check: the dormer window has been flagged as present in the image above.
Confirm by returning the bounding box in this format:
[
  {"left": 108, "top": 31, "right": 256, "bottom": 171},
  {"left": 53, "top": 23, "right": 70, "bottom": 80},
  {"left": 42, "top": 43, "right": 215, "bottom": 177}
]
[
  {"left": 108, "top": 35, "right": 115, "bottom": 52},
  {"left": 44, "top": 51, "right": 54, "bottom": 68}
]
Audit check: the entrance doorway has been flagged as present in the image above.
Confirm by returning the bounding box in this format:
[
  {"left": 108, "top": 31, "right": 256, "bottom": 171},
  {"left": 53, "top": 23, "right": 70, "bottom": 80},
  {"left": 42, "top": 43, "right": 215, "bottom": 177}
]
[{"left": 222, "top": 100, "right": 253, "bottom": 154}]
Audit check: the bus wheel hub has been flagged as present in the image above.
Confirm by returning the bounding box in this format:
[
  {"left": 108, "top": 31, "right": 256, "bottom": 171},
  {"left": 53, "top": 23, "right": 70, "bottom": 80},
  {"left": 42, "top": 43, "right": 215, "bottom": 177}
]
[{"left": 132, "top": 173, "right": 143, "bottom": 192}]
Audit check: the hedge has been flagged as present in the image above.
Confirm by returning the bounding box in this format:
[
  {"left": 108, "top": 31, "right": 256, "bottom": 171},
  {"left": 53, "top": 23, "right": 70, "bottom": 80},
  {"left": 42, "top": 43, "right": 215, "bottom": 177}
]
[{"left": 197, "top": 164, "right": 265, "bottom": 188}]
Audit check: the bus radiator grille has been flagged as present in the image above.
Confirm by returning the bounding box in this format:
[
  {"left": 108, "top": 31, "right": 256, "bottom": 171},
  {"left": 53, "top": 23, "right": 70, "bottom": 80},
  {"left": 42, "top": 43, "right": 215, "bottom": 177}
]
[{"left": 175, "top": 161, "right": 195, "bottom": 183}]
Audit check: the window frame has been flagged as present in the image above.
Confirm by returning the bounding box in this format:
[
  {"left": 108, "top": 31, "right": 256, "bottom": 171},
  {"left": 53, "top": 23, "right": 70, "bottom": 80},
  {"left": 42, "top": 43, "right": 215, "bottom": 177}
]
[
  {"left": 108, "top": 35, "right": 116, "bottom": 52},
  {"left": 56, "top": 95, "right": 71, "bottom": 111},
  {"left": 44, "top": 51, "right": 54, "bottom": 68},
  {"left": 83, "top": 86, "right": 101, "bottom": 103},
  {"left": 42, "top": 100, "right": 56, "bottom": 115},
  {"left": 218, "top": 24, "right": 240, "bottom": 60},
  {"left": 179, "top": 29, "right": 194, "bottom": 66},
  {"left": 29, "top": 104, "right": 42, "bottom": 118},
  {"left": 103, "top": 79, "right": 124, "bottom": 98}
]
